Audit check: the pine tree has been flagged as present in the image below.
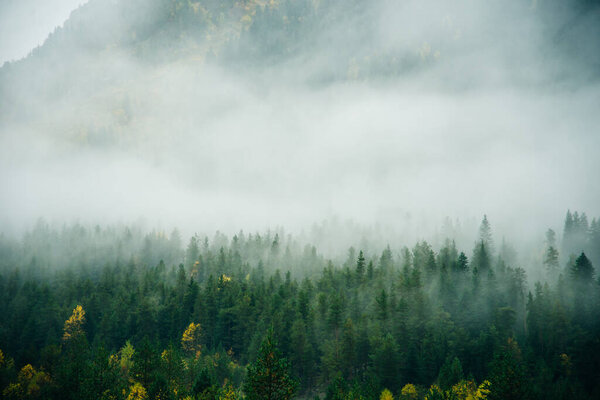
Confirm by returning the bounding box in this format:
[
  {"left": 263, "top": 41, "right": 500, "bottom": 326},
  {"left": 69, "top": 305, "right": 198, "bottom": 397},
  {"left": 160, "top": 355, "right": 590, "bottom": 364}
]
[
  {"left": 185, "top": 235, "right": 199, "bottom": 269},
  {"left": 379, "top": 246, "right": 393, "bottom": 274},
  {"left": 456, "top": 252, "right": 469, "bottom": 273},
  {"left": 472, "top": 241, "right": 491, "bottom": 273},
  {"left": 243, "top": 329, "right": 298, "bottom": 400},
  {"left": 570, "top": 252, "right": 594, "bottom": 282},
  {"left": 340, "top": 319, "right": 356, "bottom": 380},
  {"left": 376, "top": 289, "right": 388, "bottom": 322},
  {"left": 488, "top": 339, "right": 529, "bottom": 400},
  {"left": 437, "top": 356, "right": 464, "bottom": 389},
  {"left": 543, "top": 246, "right": 559, "bottom": 273},
  {"left": 479, "top": 215, "right": 494, "bottom": 254},
  {"left": 356, "top": 250, "right": 366, "bottom": 281}
]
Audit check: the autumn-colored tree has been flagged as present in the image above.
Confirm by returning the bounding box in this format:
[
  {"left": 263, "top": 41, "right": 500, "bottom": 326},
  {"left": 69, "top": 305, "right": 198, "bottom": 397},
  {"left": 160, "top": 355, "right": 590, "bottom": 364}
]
[
  {"left": 62, "top": 305, "right": 85, "bottom": 341},
  {"left": 450, "top": 380, "right": 491, "bottom": 400},
  {"left": 218, "top": 380, "right": 239, "bottom": 400},
  {"left": 112, "top": 341, "right": 135, "bottom": 375},
  {"left": 127, "top": 382, "right": 148, "bottom": 400},
  {"left": 400, "top": 383, "right": 418, "bottom": 400},
  {"left": 2, "top": 364, "right": 50, "bottom": 400},
  {"left": 181, "top": 322, "right": 202, "bottom": 357},
  {"left": 380, "top": 388, "right": 394, "bottom": 400},
  {"left": 424, "top": 384, "right": 445, "bottom": 400}
]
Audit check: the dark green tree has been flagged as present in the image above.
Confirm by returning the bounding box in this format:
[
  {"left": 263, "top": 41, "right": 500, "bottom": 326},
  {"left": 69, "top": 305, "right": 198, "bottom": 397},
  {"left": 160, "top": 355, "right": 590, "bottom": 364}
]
[
  {"left": 437, "top": 356, "right": 463, "bottom": 390},
  {"left": 456, "top": 252, "right": 469, "bottom": 272},
  {"left": 243, "top": 329, "right": 298, "bottom": 400},
  {"left": 570, "top": 252, "right": 594, "bottom": 282},
  {"left": 355, "top": 250, "right": 366, "bottom": 281},
  {"left": 488, "top": 339, "right": 530, "bottom": 400},
  {"left": 472, "top": 241, "right": 491, "bottom": 274}
]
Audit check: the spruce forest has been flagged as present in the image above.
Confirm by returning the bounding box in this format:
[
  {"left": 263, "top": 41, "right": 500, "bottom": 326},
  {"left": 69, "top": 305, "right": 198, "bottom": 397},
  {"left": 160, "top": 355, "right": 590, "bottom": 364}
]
[
  {"left": 1, "top": 0, "right": 600, "bottom": 399},
  {"left": 2, "top": 214, "right": 600, "bottom": 399}
]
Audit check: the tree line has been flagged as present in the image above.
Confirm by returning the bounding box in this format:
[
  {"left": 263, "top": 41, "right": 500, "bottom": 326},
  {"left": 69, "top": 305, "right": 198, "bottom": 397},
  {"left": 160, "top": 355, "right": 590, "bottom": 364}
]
[{"left": 1, "top": 212, "right": 600, "bottom": 399}]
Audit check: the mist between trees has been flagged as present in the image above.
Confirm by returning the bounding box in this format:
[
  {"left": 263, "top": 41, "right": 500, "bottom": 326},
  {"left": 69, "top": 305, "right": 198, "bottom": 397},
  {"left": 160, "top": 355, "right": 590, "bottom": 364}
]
[
  {"left": 1, "top": 0, "right": 600, "bottom": 398},
  {"left": 1, "top": 211, "right": 600, "bottom": 399}
]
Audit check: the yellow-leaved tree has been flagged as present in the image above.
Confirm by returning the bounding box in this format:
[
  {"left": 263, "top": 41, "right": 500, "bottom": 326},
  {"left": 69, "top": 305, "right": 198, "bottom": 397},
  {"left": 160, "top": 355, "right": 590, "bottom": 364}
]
[
  {"left": 109, "top": 340, "right": 135, "bottom": 376},
  {"left": 2, "top": 363, "right": 50, "bottom": 399},
  {"left": 424, "top": 384, "right": 444, "bottom": 400},
  {"left": 181, "top": 322, "right": 202, "bottom": 357},
  {"left": 401, "top": 383, "right": 418, "bottom": 400},
  {"left": 218, "top": 380, "right": 238, "bottom": 400},
  {"left": 62, "top": 305, "right": 86, "bottom": 341},
  {"left": 126, "top": 382, "right": 147, "bottom": 400},
  {"left": 450, "top": 380, "right": 491, "bottom": 400},
  {"left": 380, "top": 388, "right": 394, "bottom": 400}
]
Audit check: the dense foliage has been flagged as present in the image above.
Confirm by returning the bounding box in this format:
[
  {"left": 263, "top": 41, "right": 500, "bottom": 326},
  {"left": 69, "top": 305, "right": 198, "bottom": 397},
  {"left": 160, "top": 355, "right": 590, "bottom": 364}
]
[{"left": 1, "top": 212, "right": 600, "bottom": 399}]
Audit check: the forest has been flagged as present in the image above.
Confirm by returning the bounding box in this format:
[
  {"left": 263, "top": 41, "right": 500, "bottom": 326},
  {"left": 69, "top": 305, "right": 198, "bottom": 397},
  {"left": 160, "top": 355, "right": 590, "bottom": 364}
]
[
  {"left": 1, "top": 212, "right": 600, "bottom": 399},
  {"left": 1, "top": 0, "right": 600, "bottom": 399}
]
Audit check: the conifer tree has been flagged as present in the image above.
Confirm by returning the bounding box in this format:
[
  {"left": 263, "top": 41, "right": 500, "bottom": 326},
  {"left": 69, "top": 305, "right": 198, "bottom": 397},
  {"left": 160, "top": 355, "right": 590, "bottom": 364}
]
[
  {"left": 456, "top": 252, "right": 469, "bottom": 273},
  {"left": 243, "top": 329, "right": 297, "bottom": 400},
  {"left": 437, "top": 356, "right": 464, "bottom": 390},
  {"left": 63, "top": 305, "right": 86, "bottom": 341},
  {"left": 479, "top": 215, "right": 494, "bottom": 254},
  {"left": 472, "top": 241, "right": 491, "bottom": 273},
  {"left": 570, "top": 252, "right": 594, "bottom": 282},
  {"left": 356, "top": 250, "right": 366, "bottom": 281},
  {"left": 488, "top": 339, "right": 529, "bottom": 400},
  {"left": 543, "top": 229, "right": 560, "bottom": 274}
]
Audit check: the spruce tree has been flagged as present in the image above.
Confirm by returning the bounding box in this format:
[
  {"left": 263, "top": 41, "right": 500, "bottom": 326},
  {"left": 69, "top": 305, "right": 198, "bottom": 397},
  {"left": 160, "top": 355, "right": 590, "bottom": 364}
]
[
  {"left": 570, "top": 252, "right": 594, "bottom": 282},
  {"left": 243, "top": 329, "right": 298, "bottom": 400},
  {"left": 356, "top": 250, "right": 365, "bottom": 281},
  {"left": 479, "top": 215, "right": 494, "bottom": 254}
]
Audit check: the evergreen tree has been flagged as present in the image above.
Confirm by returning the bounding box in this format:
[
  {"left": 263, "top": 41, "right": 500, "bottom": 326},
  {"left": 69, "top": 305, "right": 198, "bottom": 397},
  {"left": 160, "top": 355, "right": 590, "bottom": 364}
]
[
  {"left": 570, "top": 252, "right": 594, "bottom": 283},
  {"left": 356, "top": 250, "right": 366, "bottom": 281},
  {"left": 472, "top": 241, "right": 491, "bottom": 274},
  {"left": 542, "top": 229, "right": 559, "bottom": 278},
  {"left": 243, "top": 329, "right": 298, "bottom": 400},
  {"left": 456, "top": 252, "right": 469, "bottom": 272},
  {"left": 479, "top": 215, "right": 494, "bottom": 254},
  {"left": 185, "top": 236, "right": 199, "bottom": 269},
  {"left": 379, "top": 246, "right": 393, "bottom": 274},
  {"left": 437, "top": 356, "right": 464, "bottom": 390},
  {"left": 488, "top": 339, "right": 530, "bottom": 400}
]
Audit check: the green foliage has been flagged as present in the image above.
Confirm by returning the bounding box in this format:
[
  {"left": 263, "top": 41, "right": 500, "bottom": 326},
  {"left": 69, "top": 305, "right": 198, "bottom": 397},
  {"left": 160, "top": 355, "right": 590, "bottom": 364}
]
[
  {"left": 243, "top": 329, "right": 298, "bottom": 400},
  {"left": 487, "top": 339, "right": 529, "bottom": 400},
  {"left": 438, "top": 356, "right": 464, "bottom": 390},
  {"left": 1, "top": 216, "right": 600, "bottom": 398},
  {"left": 570, "top": 253, "right": 594, "bottom": 282}
]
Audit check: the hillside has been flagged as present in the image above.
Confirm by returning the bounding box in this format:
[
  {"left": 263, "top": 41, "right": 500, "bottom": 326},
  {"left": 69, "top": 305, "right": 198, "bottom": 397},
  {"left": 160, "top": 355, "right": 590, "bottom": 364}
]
[{"left": 2, "top": 1, "right": 600, "bottom": 399}]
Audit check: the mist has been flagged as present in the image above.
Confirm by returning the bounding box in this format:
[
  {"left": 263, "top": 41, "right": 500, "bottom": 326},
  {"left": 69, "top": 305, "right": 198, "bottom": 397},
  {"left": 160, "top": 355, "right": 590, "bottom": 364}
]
[
  {"left": 1, "top": 0, "right": 599, "bottom": 246},
  {"left": 3, "top": 2, "right": 600, "bottom": 397}
]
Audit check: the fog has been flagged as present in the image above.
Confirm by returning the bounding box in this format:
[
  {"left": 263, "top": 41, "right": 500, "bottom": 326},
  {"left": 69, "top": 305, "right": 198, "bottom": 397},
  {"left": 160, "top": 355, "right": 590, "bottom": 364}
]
[{"left": 1, "top": 0, "right": 599, "bottom": 254}]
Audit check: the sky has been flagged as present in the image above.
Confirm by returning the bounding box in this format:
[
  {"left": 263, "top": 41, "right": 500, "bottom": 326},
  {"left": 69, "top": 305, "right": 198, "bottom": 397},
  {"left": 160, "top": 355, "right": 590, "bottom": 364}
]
[{"left": 0, "top": 0, "right": 86, "bottom": 64}]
